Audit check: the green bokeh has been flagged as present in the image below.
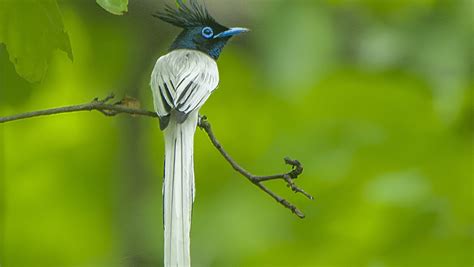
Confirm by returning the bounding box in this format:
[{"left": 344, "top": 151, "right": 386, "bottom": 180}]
[{"left": 0, "top": 0, "right": 473, "bottom": 266}]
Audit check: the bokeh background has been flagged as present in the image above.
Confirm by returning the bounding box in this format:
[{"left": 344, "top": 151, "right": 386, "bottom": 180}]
[{"left": 1, "top": 0, "right": 473, "bottom": 266}]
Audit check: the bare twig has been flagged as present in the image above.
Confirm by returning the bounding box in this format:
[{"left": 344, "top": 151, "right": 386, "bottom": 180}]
[
  {"left": 198, "top": 116, "right": 313, "bottom": 218},
  {"left": 0, "top": 94, "right": 158, "bottom": 124},
  {"left": 0, "top": 95, "right": 313, "bottom": 218}
]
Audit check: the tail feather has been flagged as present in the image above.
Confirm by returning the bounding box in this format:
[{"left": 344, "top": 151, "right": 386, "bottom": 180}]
[{"left": 163, "top": 112, "right": 198, "bottom": 267}]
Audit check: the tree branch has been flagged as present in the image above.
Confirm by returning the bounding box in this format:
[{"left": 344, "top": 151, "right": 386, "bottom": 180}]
[
  {"left": 0, "top": 94, "right": 313, "bottom": 218},
  {"left": 0, "top": 94, "right": 158, "bottom": 123},
  {"left": 198, "top": 116, "right": 313, "bottom": 218}
]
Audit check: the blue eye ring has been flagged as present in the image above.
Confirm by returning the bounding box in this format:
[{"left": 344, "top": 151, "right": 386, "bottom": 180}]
[{"left": 201, "top": 27, "right": 214, "bottom": 39}]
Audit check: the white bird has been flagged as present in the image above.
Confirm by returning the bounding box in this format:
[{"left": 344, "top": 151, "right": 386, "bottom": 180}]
[{"left": 151, "top": 1, "right": 248, "bottom": 266}]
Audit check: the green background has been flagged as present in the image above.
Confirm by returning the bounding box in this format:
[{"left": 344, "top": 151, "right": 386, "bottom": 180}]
[{"left": 0, "top": 0, "right": 473, "bottom": 266}]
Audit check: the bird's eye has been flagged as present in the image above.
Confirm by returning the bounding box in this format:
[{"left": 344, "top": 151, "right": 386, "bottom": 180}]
[{"left": 201, "top": 27, "right": 214, "bottom": 39}]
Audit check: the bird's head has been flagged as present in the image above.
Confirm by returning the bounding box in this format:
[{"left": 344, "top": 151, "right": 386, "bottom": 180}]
[{"left": 154, "top": 0, "right": 249, "bottom": 60}]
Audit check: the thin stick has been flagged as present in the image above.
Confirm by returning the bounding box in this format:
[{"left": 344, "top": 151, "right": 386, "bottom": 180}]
[
  {"left": 0, "top": 94, "right": 313, "bottom": 218},
  {"left": 198, "top": 116, "right": 313, "bottom": 218},
  {"left": 0, "top": 94, "right": 158, "bottom": 123}
]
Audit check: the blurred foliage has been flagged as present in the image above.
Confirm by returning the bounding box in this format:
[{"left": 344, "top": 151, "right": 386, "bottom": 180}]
[
  {"left": 0, "top": 0, "right": 473, "bottom": 267},
  {"left": 0, "top": 0, "right": 72, "bottom": 83}
]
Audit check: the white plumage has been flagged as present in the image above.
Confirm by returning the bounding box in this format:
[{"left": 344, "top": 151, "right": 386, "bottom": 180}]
[
  {"left": 151, "top": 49, "right": 219, "bottom": 267},
  {"left": 151, "top": 49, "right": 219, "bottom": 118}
]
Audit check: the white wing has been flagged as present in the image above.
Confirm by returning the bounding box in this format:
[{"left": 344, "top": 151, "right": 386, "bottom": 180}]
[{"left": 151, "top": 50, "right": 219, "bottom": 126}]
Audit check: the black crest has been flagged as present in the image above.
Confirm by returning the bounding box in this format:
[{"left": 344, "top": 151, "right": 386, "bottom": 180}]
[{"left": 154, "top": 0, "right": 219, "bottom": 28}]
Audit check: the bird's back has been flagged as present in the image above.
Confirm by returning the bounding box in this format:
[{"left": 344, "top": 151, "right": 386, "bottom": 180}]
[{"left": 151, "top": 49, "right": 219, "bottom": 128}]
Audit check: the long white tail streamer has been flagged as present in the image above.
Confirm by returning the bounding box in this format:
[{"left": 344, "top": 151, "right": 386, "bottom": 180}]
[{"left": 163, "top": 112, "right": 198, "bottom": 267}]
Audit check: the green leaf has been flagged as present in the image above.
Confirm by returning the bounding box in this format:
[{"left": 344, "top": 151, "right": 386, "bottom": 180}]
[
  {"left": 96, "top": 0, "right": 129, "bottom": 15},
  {"left": 0, "top": 0, "right": 73, "bottom": 83}
]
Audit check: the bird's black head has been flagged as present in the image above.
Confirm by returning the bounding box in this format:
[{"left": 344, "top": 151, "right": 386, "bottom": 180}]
[{"left": 154, "top": 0, "right": 248, "bottom": 60}]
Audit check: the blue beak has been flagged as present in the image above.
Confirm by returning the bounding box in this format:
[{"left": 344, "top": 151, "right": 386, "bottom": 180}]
[{"left": 214, "top": 27, "right": 250, "bottom": 39}]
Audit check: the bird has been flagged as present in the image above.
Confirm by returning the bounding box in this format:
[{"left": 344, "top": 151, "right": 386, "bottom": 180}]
[{"left": 150, "top": 1, "right": 248, "bottom": 266}]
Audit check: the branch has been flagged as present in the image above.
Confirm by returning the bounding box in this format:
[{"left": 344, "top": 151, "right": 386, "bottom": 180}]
[
  {"left": 0, "top": 94, "right": 313, "bottom": 218},
  {"left": 0, "top": 94, "right": 158, "bottom": 123},
  {"left": 198, "top": 116, "right": 313, "bottom": 218}
]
